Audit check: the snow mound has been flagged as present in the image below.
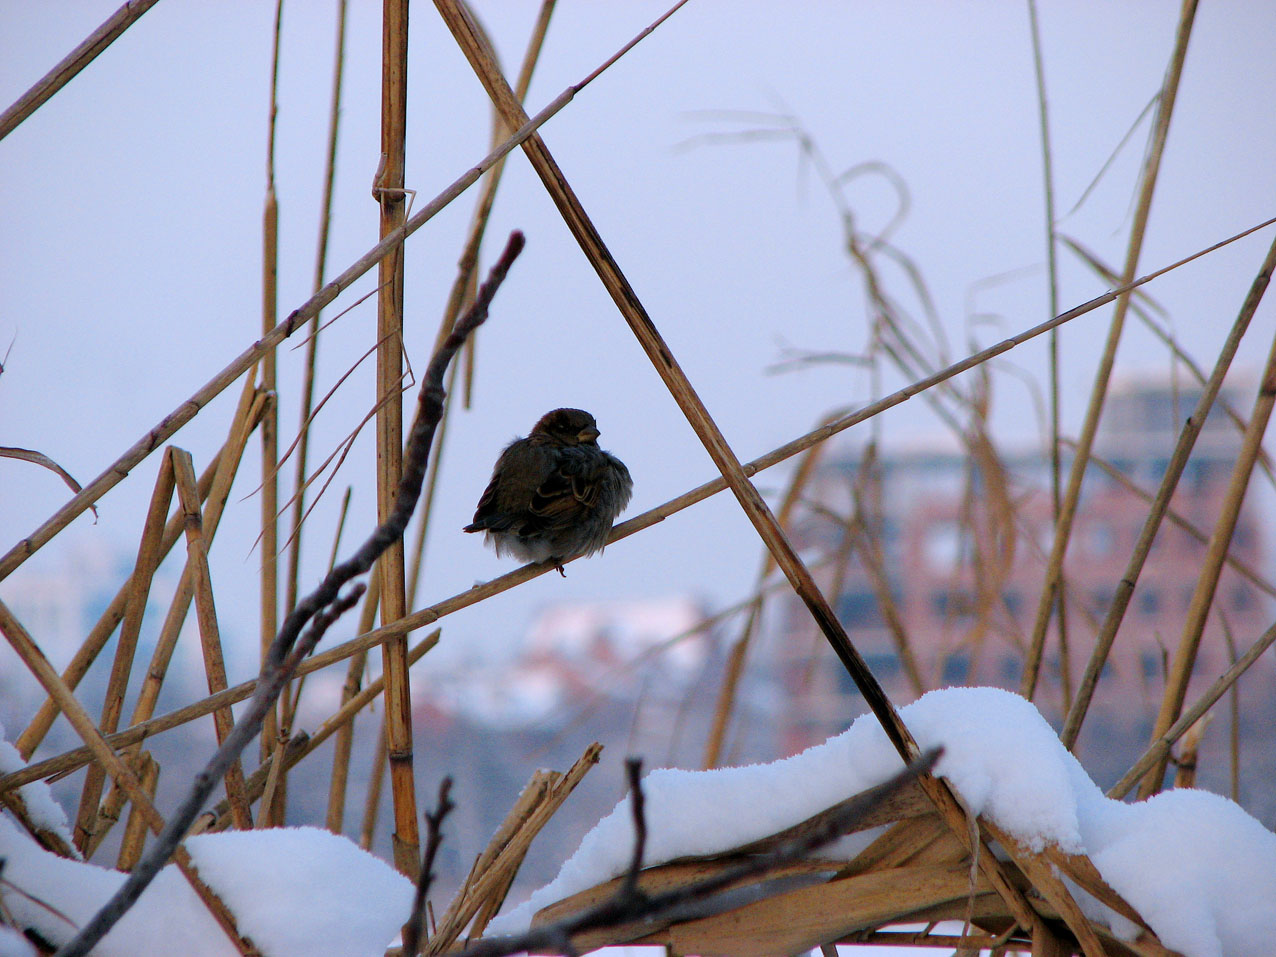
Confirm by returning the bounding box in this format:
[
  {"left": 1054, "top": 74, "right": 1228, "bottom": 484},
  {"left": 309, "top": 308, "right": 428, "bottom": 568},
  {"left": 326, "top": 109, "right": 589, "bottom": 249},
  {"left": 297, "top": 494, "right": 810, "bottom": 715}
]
[
  {"left": 0, "top": 821, "right": 412, "bottom": 957},
  {"left": 491, "top": 686, "right": 1276, "bottom": 957}
]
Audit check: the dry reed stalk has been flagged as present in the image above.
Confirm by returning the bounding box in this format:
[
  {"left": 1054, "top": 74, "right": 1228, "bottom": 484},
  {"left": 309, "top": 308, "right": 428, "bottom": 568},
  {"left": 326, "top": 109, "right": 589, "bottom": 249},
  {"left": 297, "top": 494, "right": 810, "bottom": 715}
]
[
  {"left": 115, "top": 751, "right": 159, "bottom": 871},
  {"left": 435, "top": 7, "right": 1087, "bottom": 940},
  {"left": 171, "top": 449, "right": 254, "bottom": 830},
  {"left": 71, "top": 448, "right": 175, "bottom": 855},
  {"left": 375, "top": 0, "right": 419, "bottom": 878},
  {"left": 7, "top": 229, "right": 1258, "bottom": 793},
  {"left": 702, "top": 426, "right": 830, "bottom": 769},
  {"left": 287, "top": 0, "right": 350, "bottom": 619},
  {"left": 426, "top": 744, "right": 603, "bottom": 954},
  {"left": 1026, "top": 0, "right": 1068, "bottom": 680},
  {"left": 0, "top": 785, "right": 76, "bottom": 859},
  {"left": 0, "top": 599, "right": 255, "bottom": 954},
  {"left": 1060, "top": 233, "right": 1276, "bottom": 749},
  {"left": 1138, "top": 323, "right": 1276, "bottom": 797},
  {"left": 118, "top": 386, "right": 267, "bottom": 741},
  {"left": 326, "top": 573, "right": 381, "bottom": 833},
  {"left": 1062, "top": 233, "right": 1276, "bottom": 489},
  {"left": 0, "top": 0, "right": 162, "bottom": 140},
  {"left": 191, "top": 630, "right": 442, "bottom": 837},
  {"left": 1220, "top": 620, "right": 1241, "bottom": 799},
  {"left": 360, "top": 718, "right": 388, "bottom": 852},
  {"left": 1110, "top": 615, "right": 1276, "bottom": 799},
  {"left": 1172, "top": 714, "right": 1210, "bottom": 788},
  {"left": 189, "top": 733, "right": 310, "bottom": 836},
  {"left": 1082, "top": 448, "right": 1276, "bottom": 599},
  {"left": 0, "top": 28, "right": 651, "bottom": 584},
  {"left": 1020, "top": 0, "right": 1199, "bottom": 700},
  {"left": 4, "top": 222, "right": 1268, "bottom": 796},
  {"left": 16, "top": 446, "right": 223, "bottom": 759},
  {"left": 437, "top": 769, "right": 558, "bottom": 946},
  {"left": 435, "top": 0, "right": 919, "bottom": 763}
]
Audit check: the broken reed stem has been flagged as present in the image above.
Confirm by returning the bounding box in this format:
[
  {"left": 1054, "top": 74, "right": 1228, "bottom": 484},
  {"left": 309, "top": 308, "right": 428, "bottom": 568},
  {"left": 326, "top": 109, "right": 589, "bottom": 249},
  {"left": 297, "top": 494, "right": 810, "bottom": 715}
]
[
  {"left": 1138, "top": 321, "right": 1276, "bottom": 797},
  {"left": 426, "top": 743, "right": 603, "bottom": 955},
  {"left": 72, "top": 449, "right": 175, "bottom": 855},
  {"left": 0, "top": 0, "right": 162, "bottom": 141},
  {"left": 1110, "top": 614, "right": 1276, "bottom": 799},
  {"left": 0, "top": 599, "right": 254, "bottom": 955},
  {"left": 375, "top": 0, "right": 419, "bottom": 879},
  {"left": 1061, "top": 230, "right": 1276, "bottom": 749},
  {"left": 16, "top": 445, "right": 224, "bottom": 759},
  {"left": 7, "top": 224, "right": 1273, "bottom": 797},
  {"left": 286, "top": 0, "right": 350, "bottom": 619},
  {"left": 1021, "top": 0, "right": 1199, "bottom": 700},
  {"left": 172, "top": 449, "right": 254, "bottom": 831}
]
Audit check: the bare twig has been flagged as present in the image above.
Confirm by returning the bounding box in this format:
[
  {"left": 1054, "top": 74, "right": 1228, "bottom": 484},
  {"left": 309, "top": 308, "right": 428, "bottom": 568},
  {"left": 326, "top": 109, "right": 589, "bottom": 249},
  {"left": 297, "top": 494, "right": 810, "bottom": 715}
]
[
  {"left": 403, "top": 779, "right": 456, "bottom": 957},
  {"left": 458, "top": 748, "right": 941, "bottom": 957},
  {"left": 52, "top": 231, "right": 525, "bottom": 957}
]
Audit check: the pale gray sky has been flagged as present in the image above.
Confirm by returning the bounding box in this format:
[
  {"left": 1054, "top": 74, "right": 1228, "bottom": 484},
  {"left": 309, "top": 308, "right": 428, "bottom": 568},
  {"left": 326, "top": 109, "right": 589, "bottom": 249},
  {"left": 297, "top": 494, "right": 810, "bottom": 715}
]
[{"left": 3, "top": 1, "right": 1275, "bottom": 676}]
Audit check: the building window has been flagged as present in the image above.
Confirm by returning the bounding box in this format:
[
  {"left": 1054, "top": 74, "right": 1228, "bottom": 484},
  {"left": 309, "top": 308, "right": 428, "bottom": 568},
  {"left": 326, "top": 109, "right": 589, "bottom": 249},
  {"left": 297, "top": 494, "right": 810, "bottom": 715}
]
[
  {"left": 1138, "top": 588, "right": 1160, "bottom": 617},
  {"left": 924, "top": 521, "right": 963, "bottom": 570},
  {"left": 1141, "top": 650, "right": 1162, "bottom": 680},
  {"left": 1086, "top": 522, "right": 1116, "bottom": 557},
  {"left": 864, "top": 653, "right": 900, "bottom": 678},
  {"left": 1234, "top": 584, "right": 1254, "bottom": 611},
  {"left": 838, "top": 591, "right": 885, "bottom": 629},
  {"left": 942, "top": 653, "right": 970, "bottom": 685}
]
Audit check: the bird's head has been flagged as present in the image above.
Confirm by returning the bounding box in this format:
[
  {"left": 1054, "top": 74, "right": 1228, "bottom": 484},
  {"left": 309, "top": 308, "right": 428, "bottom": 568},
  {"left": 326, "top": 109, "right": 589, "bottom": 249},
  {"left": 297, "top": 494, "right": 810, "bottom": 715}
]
[{"left": 532, "top": 408, "right": 600, "bottom": 446}]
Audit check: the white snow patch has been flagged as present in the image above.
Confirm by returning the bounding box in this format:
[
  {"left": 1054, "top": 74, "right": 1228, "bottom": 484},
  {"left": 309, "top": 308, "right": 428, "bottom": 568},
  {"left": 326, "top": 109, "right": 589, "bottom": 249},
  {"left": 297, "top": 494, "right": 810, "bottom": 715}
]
[
  {"left": 0, "top": 723, "right": 73, "bottom": 847},
  {"left": 490, "top": 687, "right": 1276, "bottom": 957},
  {"left": 0, "top": 820, "right": 412, "bottom": 957}
]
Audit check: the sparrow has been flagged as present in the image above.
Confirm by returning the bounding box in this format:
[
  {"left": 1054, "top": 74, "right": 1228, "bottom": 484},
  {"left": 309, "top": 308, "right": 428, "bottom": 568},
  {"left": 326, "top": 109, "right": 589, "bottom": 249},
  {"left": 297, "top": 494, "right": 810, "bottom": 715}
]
[{"left": 464, "top": 408, "right": 632, "bottom": 575}]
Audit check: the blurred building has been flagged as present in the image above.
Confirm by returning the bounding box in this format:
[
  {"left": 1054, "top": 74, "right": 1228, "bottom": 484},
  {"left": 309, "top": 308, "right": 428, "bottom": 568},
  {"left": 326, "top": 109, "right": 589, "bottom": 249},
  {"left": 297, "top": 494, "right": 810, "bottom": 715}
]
[{"left": 769, "top": 379, "right": 1275, "bottom": 805}]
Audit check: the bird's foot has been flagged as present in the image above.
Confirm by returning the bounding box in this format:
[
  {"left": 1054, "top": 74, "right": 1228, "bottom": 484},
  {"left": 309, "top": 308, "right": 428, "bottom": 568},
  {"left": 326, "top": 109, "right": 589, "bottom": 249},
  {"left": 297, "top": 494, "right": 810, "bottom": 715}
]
[{"left": 555, "top": 563, "right": 567, "bottom": 578}]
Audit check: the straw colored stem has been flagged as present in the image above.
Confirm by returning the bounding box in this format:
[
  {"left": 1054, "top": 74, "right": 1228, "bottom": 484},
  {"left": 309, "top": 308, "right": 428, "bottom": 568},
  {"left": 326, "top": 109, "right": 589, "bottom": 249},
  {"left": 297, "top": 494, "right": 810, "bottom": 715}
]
[
  {"left": 0, "top": 45, "right": 626, "bottom": 583},
  {"left": 326, "top": 573, "right": 381, "bottom": 833},
  {"left": 1061, "top": 232, "right": 1276, "bottom": 749},
  {"left": 115, "top": 752, "right": 159, "bottom": 872},
  {"left": 1110, "top": 616, "right": 1276, "bottom": 799},
  {"left": 425, "top": 744, "right": 603, "bottom": 954},
  {"left": 434, "top": 0, "right": 919, "bottom": 765},
  {"left": 16, "top": 446, "right": 222, "bottom": 759},
  {"left": 0, "top": 598, "right": 255, "bottom": 954},
  {"left": 1138, "top": 324, "right": 1276, "bottom": 797},
  {"left": 360, "top": 718, "right": 388, "bottom": 852},
  {"left": 0, "top": 0, "right": 162, "bottom": 141},
  {"left": 1020, "top": 0, "right": 1198, "bottom": 700},
  {"left": 375, "top": 0, "right": 419, "bottom": 879},
  {"left": 287, "top": 0, "right": 350, "bottom": 619},
  {"left": 72, "top": 448, "right": 174, "bottom": 855},
  {"left": 172, "top": 448, "right": 254, "bottom": 830}
]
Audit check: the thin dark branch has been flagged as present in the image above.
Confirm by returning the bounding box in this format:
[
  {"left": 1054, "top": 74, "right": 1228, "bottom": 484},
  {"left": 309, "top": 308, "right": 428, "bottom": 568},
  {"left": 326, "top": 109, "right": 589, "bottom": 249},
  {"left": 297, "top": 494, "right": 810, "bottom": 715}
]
[
  {"left": 455, "top": 747, "right": 941, "bottom": 957},
  {"left": 404, "top": 778, "right": 456, "bottom": 957},
  {"left": 620, "top": 759, "right": 646, "bottom": 898},
  {"left": 53, "top": 231, "right": 525, "bottom": 957}
]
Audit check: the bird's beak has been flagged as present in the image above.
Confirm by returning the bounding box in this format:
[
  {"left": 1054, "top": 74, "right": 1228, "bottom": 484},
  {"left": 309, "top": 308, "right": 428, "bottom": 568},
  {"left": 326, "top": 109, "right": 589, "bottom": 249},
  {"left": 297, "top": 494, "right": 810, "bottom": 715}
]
[{"left": 578, "top": 427, "right": 600, "bottom": 443}]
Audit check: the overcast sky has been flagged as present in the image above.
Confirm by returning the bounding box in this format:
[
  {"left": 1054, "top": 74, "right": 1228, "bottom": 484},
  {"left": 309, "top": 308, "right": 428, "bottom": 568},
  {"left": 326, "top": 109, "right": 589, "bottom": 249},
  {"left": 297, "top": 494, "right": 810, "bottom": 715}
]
[{"left": 3, "top": 1, "right": 1275, "bottom": 679}]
